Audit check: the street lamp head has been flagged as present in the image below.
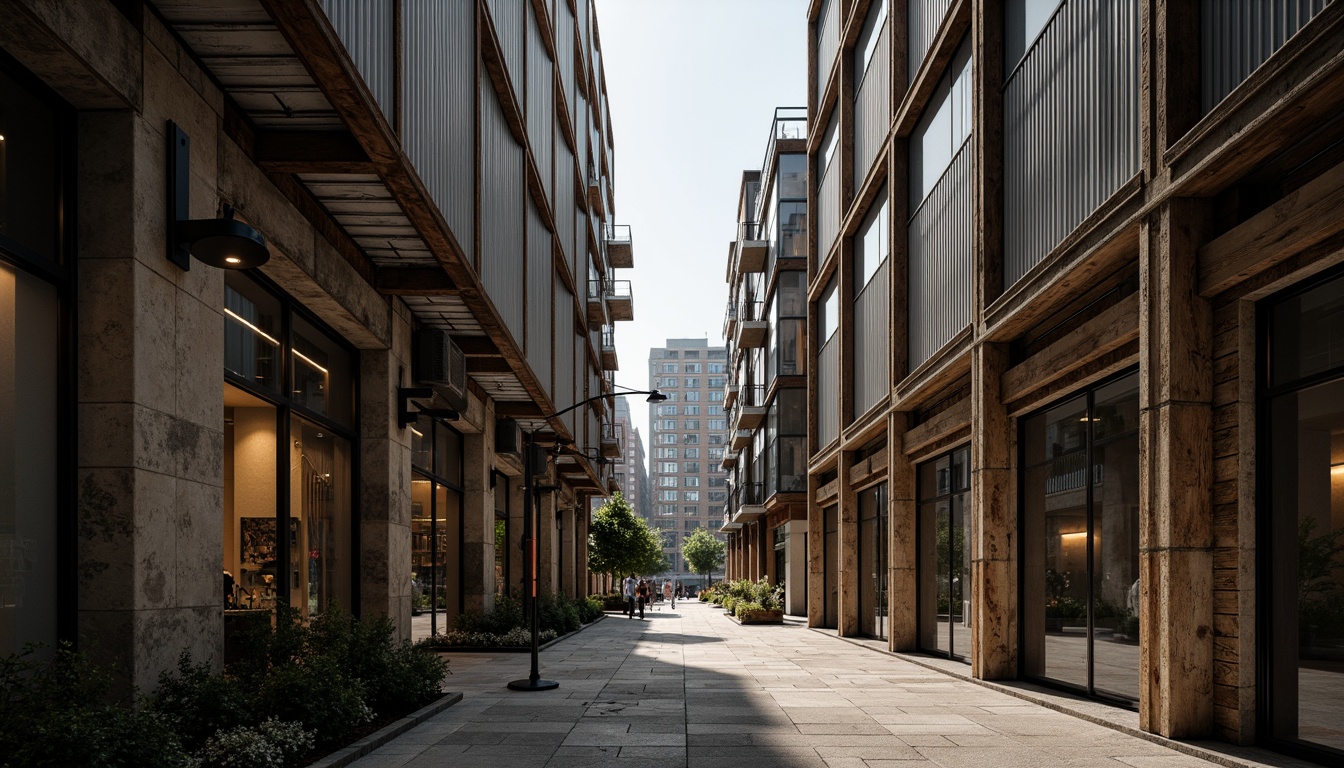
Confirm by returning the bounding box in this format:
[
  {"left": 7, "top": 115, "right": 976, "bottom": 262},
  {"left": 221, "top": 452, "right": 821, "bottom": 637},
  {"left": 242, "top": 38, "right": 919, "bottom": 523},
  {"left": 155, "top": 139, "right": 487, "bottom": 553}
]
[{"left": 645, "top": 389, "right": 668, "bottom": 404}]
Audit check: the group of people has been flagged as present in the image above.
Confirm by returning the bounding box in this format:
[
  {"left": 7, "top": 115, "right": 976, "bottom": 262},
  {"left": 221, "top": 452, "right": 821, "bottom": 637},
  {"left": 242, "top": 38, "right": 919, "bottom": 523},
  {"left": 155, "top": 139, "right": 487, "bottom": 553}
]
[{"left": 621, "top": 574, "right": 681, "bottom": 619}]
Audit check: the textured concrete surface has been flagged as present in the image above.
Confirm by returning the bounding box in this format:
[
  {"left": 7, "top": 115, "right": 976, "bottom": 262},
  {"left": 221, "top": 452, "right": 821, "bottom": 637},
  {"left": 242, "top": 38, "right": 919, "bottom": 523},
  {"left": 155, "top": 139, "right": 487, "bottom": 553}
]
[{"left": 350, "top": 602, "right": 1292, "bottom": 768}]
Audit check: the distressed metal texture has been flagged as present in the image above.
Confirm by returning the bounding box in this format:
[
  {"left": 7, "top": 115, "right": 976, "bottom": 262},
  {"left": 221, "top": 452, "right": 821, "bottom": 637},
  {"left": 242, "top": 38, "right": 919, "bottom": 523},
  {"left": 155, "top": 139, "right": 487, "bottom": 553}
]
[
  {"left": 402, "top": 0, "right": 475, "bottom": 258},
  {"left": 527, "top": 200, "right": 553, "bottom": 389},
  {"left": 909, "top": 0, "right": 954, "bottom": 81},
  {"left": 320, "top": 0, "right": 393, "bottom": 116},
  {"left": 909, "top": 141, "right": 972, "bottom": 368},
  {"left": 480, "top": 71, "right": 526, "bottom": 342},
  {"left": 576, "top": 91, "right": 590, "bottom": 184},
  {"left": 1201, "top": 0, "right": 1329, "bottom": 113},
  {"left": 1004, "top": 0, "right": 1139, "bottom": 286},
  {"left": 818, "top": 334, "right": 841, "bottom": 447},
  {"left": 555, "top": 274, "right": 576, "bottom": 434},
  {"left": 574, "top": 336, "right": 586, "bottom": 440},
  {"left": 527, "top": 3, "right": 555, "bottom": 203},
  {"left": 853, "top": 258, "right": 891, "bottom": 415},
  {"left": 486, "top": 0, "right": 524, "bottom": 97},
  {"left": 556, "top": 125, "right": 575, "bottom": 266},
  {"left": 817, "top": 158, "right": 841, "bottom": 263},
  {"left": 557, "top": 0, "right": 575, "bottom": 111},
  {"left": 817, "top": 0, "right": 841, "bottom": 104},
  {"left": 854, "top": 21, "right": 891, "bottom": 194}
]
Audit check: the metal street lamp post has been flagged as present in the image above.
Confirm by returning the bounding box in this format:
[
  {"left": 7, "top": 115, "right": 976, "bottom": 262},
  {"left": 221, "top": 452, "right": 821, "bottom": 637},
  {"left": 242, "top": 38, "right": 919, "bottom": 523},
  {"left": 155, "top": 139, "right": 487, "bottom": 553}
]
[{"left": 507, "top": 387, "right": 667, "bottom": 692}]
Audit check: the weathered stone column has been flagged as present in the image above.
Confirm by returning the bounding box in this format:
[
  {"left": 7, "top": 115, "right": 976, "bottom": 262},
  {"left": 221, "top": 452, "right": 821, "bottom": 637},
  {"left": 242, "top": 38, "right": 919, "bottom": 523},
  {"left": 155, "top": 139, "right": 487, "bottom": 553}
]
[
  {"left": 560, "top": 500, "right": 577, "bottom": 598},
  {"left": 888, "top": 413, "right": 918, "bottom": 651},
  {"left": 807, "top": 474, "right": 826, "bottom": 625},
  {"left": 462, "top": 405, "right": 496, "bottom": 613},
  {"left": 507, "top": 475, "right": 525, "bottom": 599},
  {"left": 838, "top": 451, "right": 860, "bottom": 636},
  {"left": 537, "top": 490, "right": 558, "bottom": 594},
  {"left": 1139, "top": 199, "right": 1214, "bottom": 738},
  {"left": 971, "top": 342, "right": 1015, "bottom": 679}
]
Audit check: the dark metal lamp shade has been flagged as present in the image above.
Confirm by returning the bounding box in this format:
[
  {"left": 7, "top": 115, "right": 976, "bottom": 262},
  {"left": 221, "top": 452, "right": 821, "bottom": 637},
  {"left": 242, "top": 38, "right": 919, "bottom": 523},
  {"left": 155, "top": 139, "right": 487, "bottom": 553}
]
[{"left": 176, "top": 216, "right": 269, "bottom": 269}]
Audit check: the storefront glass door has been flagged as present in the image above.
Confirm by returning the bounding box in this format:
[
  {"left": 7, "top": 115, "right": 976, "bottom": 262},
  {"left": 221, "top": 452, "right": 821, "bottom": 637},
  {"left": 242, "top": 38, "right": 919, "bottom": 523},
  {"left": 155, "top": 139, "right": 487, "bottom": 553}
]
[{"left": 917, "top": 447, "right": 971, "bottom": 660}]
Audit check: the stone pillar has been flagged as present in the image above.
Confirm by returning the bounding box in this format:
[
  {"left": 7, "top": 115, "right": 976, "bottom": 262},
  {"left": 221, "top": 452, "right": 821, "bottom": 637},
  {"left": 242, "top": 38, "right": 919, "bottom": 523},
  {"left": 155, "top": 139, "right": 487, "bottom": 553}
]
[
  {"left": 507, "top": 476, "right": 525, "bottom": 599},
  {"left": 537, "top": 491, "right": 557, "bottom": 595},
  {"left": 757, "top": 518, "right": 769, "bottom": 581},
  {"left": 971, "top": 342, "right": 1016, "bottom": 679},
  {"left": 76, "top": 108, "right": 226, "bottom": 694},
  {"left": 807, "top": 474, "right": 826, "bottom": 625},
  {"left": 888, "top": 413, "right": 918, "bottom": 651},
  {"left": 785, "top": 521, "right": 808, "bottom": 616},
  {"left": 358, "top": 321, "right": 412, "bottom": 639},
  {"left": 462, "top": 405, "right": 496, "bottom": 613},
  {"left": 838, "top": 451, "right": 861, "bottom": 636},
  {"left": 1139, "top": 199, "right": 1214, "bottom": 738},
  {"left": 575, "top": 502, "right": 589, "bottom": 597},
  {"left": 560, "top": 501, "right": 577, "bottom": 598}
]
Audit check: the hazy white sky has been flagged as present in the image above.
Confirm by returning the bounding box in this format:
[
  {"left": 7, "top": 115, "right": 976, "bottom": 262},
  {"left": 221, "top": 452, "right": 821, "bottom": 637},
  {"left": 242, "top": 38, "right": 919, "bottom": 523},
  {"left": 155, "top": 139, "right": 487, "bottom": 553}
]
[{"left": 594, "top": 0, "right": 809, "bottom": 449}]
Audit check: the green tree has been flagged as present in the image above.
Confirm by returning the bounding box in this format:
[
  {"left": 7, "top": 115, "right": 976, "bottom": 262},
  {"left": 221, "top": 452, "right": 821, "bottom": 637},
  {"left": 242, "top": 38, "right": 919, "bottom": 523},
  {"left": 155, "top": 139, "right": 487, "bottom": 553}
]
[
  {"left": 588, "top": 492, "right": 666, "bottom": 584},
  {"left": 681, "top": 528, "right": 725, "bottom": 587}
]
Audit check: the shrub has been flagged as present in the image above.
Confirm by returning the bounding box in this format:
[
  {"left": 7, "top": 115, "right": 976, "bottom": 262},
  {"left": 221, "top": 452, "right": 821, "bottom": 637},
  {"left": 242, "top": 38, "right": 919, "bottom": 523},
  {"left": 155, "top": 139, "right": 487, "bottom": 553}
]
[
  {"left": 435, "top": 627, "right": 558, "bottom": 647},
  {"left": 734, "top": 601, "right": 765, "bottom": 618},
  {"left": 152, "top": 653, "right": 255, "bottom": 753},
  {"left": 193, "top": 718, "right": 314, "bottom": 768},
  {"left": 0, "top": 644, "right": 191, "bottom": 768},
  {"left": 576, "top": 596, "right": 604, "bottom": 623}
]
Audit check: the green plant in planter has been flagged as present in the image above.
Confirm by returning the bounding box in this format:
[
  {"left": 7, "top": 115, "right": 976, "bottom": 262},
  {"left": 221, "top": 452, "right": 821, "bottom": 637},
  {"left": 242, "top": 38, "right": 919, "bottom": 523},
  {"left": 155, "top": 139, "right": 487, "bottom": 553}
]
[{"left": 1299, "top": 517, "right": 1344, "bottom": 641}]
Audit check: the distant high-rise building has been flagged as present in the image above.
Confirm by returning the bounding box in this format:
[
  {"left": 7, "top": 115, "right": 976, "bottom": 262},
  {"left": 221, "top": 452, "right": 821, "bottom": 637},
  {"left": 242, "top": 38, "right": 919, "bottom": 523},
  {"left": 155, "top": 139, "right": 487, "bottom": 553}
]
[
  {"left": 647, "top": 339, "right": 729, "bottom": 575},
  {"left": 611, "top": 397, "right": 649, "bottom": 517}
]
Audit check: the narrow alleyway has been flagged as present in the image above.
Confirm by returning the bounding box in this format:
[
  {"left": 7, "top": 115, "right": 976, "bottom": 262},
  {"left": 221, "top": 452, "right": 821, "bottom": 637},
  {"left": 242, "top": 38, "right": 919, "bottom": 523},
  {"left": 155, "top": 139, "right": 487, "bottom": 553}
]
[{"left": 350, "top": 603, "right": 1292, "bottom": 768}]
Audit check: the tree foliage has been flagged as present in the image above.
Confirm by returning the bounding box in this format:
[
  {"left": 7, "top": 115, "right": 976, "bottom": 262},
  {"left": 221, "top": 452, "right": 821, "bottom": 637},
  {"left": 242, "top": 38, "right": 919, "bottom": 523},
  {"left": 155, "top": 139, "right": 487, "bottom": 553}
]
[
  {"left": 681, "top": 528, "right": 725, "bottom": 580},
  {"left": 588, "top": 492, "right": 666, "bottom": 580}
]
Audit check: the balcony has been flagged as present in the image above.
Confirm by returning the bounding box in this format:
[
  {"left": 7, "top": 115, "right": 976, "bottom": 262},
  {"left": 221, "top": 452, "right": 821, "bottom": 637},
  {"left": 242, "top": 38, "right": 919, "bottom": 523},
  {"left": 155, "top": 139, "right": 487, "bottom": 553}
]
[
  {"left": 601, "top": 421, "right": 624, "bottom": 460},
  {"left": 586, "top": 163, "right": 603, "bottom": 210},
  {"left": 606, "top": 224, "right": 633, "bottom": 268},
  {"left": 730, "top": 428, "right": 752, "bottom": 451},
  {"left": 723, "top": 382, "right": 739, "bottom": 409},
  {"left": 735, "top": 300, "right": 767, "bottom": 349},
  {"left": 600, "top": 325, "right": 618, "bottom": 370},
  {"left": 736, "top": 221, "right": 766, "bottom": 273},
  {"left": 734, "top": 386, "right": 767, "bottom": 430},
  {"left": 720, "top": 450, "right": 738, "bottom": 470},
  {"left": 586, "top": 279, "right": 607, "bottom": 325},
  {"left": 722, "top": 300, "right": 738, "bottom": 339},
  {"left": 606, "top": 280, "right": 633, "bottom": 321},
  {"left": 731, "top": 482, "right": 765, "bottom": 523},
  {"left": 720, "top": 508, "right": 741, "bottom": 532}
]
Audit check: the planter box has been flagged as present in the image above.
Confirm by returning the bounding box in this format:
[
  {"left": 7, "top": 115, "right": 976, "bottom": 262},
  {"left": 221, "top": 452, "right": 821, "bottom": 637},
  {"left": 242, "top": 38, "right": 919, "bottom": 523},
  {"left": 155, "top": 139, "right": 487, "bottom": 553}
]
[{"left": 733, "top": 609, "right": 783, "bottom": 625}]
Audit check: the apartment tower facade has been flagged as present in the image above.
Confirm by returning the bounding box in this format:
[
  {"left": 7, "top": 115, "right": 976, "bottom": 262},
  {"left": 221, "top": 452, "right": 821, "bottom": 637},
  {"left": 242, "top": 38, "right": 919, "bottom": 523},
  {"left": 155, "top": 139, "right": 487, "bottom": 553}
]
[
  {"left": 647, "top": 339, "right": 729, "bottom": 575},
  {"left": 719, "top": 109, "right": 811, "bottom": 617},
  {"left": 807, "top": 0, "right": 1344, "bottom": 763}
]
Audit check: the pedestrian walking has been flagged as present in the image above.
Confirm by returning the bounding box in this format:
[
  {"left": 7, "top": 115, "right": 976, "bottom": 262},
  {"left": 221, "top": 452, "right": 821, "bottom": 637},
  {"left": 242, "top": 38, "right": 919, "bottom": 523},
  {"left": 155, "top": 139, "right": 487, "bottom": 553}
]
[
  {"left": 635, "top": 578, "right": 649, "bottom": 619},
  {"left": 664, "top": 579, "right": 674, "bottom": 609},
  {"left": 623, "top": 574, "right": 637, "bottom": 618}
]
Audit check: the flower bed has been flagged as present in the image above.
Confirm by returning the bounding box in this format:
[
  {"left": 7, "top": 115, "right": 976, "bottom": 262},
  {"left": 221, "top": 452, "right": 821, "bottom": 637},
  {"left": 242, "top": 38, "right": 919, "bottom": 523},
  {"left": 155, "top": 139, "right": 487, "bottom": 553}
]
[{"left": 427, "top": 593, "right": 604, "bottom": 650}]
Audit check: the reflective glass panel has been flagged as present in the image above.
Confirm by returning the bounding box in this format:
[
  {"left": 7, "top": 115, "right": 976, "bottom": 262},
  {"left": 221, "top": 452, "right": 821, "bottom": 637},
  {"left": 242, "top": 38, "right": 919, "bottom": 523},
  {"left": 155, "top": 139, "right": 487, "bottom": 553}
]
[
  {"left": 224, "top": 274, "right": 282, "bottom": 392},
  {"left": 290, "top": 418, "right": 351, "bottom": 616}
]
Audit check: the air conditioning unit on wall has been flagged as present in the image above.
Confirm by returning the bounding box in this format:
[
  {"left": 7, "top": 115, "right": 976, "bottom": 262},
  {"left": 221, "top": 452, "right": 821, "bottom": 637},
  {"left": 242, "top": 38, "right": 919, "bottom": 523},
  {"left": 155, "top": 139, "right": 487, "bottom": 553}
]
[
  {"left": 495, "top": 417, "right": 524, "bottom": 457},
  {"left": 413, "top": 330, "right": 467, "bottom": 411}
]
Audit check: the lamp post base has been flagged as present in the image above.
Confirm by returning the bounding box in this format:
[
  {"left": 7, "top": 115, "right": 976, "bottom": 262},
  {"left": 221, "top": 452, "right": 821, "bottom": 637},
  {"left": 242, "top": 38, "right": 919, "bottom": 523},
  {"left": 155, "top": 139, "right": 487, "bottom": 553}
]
[{"left": 507, "top": 678, "right": 560, "bottom": 691}]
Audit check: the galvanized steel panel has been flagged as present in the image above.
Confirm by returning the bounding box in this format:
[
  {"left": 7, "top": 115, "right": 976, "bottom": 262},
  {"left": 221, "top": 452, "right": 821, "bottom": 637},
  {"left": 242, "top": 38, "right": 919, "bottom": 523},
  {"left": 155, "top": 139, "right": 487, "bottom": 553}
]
[
  {"left": 555, "top": 275, "right": 576, "bottom": 436},
  {"left": 817, "top": 0, "right": 840, "bottom": 103},
  {"left": 817, "top": 336, "right": 841, "bottom": 447},
  {"left": 1004, "top": 0, "right": 1139, "bottom": 286},
  {"left": 556, "top": 126, "right": 575, "bottom": 266},
  {"left": 481, "top": 71, "right": 526, "bottom": 343},
  {"left": 908, "top": 0, "right": 954, "bottom": 80},
  {"left": 320, "top": 0, "right": 393, "bottom": 116},
  {"left": 909, "top": 142, "right": 972, "bottom": 368},
  {"left": 817, "top": 163, "right": 841, "bottom": 262},
  {"left": 527, "top": 3, "right": 555, "bottom": 204},
  {"left": 527, "top": 200, "right": 554, "bottom": 389},
  {"left": 486, "top": 0, "right": 524, "bottom": 98},
  {"left": 557, "top": 0, "right": 575, "bottom": 112},
  {"left": 853, "top": 258, "right": 890, "bottom": 415},
  {"left": 1201, "top": 0, "right": 1328, "bottom": 113},
  {"left": 854, "top": 24, "right": 890, "bottom": 193},
  {"left": 403, "top": 0, "right": 475, "bottom": 260}
]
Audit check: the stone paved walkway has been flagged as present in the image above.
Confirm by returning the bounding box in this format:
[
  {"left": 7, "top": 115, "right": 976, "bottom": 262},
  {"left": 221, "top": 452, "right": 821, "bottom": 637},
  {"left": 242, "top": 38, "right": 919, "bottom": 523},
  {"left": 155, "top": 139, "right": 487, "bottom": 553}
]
[{"left": 350, "top": 602, "right": 1239, "bottom": 768}]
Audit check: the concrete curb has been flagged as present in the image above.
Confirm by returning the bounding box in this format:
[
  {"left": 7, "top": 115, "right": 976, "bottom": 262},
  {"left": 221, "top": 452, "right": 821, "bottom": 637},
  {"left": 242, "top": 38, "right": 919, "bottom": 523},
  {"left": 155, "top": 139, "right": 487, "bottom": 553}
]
[{"left": 306, "top": 691, "right": 464, "bottom": 768}]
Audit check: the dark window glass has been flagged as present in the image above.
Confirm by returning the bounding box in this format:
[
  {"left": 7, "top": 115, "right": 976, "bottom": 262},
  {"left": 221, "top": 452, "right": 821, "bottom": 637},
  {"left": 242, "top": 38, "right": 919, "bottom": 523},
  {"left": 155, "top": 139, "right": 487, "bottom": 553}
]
[
  {"left": 779, "top": 154, "right": 807, "bottom": 200},
  {"left": 224, "top": 275, "right": 282, "bottom": 392},
  {"left": 917, "top": 446, "right": 971, "bottom": 659},
  {"left": 292, "top": 313, "right": 353, "bottom": 427},
  {"left": 0, "top": 67, "right": 59, "bottom": 262},
  {"left": 1269, "top": 275, "right": 1344, "bottom": 388}
]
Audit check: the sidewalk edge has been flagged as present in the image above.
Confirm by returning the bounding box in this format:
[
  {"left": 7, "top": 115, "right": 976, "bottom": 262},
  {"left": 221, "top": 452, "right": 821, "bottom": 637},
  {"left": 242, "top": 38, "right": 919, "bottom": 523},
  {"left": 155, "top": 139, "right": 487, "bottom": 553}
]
[{"left": 305, "top": 691, "right": 464, "bottom": 768}]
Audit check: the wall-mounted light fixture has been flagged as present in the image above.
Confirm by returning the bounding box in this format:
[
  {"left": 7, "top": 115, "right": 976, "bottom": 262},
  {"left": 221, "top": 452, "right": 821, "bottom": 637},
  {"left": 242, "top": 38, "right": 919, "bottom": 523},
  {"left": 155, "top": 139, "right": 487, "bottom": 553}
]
[
  {"left": 398, "top": 385, "right": 460, "bottom": 428},
  {"left": 167, "top": 121, "right": 270, "bottom": 271}
]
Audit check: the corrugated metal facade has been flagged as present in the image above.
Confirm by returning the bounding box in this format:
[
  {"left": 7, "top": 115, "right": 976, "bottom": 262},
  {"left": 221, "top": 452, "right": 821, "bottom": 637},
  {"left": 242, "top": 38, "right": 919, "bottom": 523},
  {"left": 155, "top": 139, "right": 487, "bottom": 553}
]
[
  {"left": 817, "top": 161, "right": 841, "bottom": 262},
  {"left": 1004, "top": 0, "right": 1139, "bottom": 286},
  {"left": 817, "top": 336, "right": 841, "bottom": 447},
  {"left": 485, "top": 0, "right": 523, "bottom": 97},
  {"left": 908, "top": 0, "right": 953, "bottom": 79},
  {"left": 1201, "top": 0, "right": 1329, "bottom": 113},
  {"left": 321, "top": 0, "right": 393, "bottom": 116},
  {"left": 480, "top": 72, "right": 525, "bottom": 341},
  {"left": 526, "top": 200, "right": 553, "bottom": 389},
  {"left": 556, "top": 125, "right": 575, "bottom": 266},
  {"left": 557, "top": 0, "right": 575, "bottom": 111},
  {"left": 402, "top": 0, "right": 474, "bottom": 259},
  {"left": 854, "top": 21, "right": 890, "bottom": 193},
  {"left": 555, "top": 275, "right": 575, "bottom": 436},
  {"left": 527, "top": 3, "right": 554, "bottom": 202},
  {"left": 817, "top": 0, "right": 840, "bottom": 104},
  {"left": 909, "top": 142, "right": 972, "bottom": 368},
  {"left": 853, "top": 259, "right": 890, "bottom": 415}
]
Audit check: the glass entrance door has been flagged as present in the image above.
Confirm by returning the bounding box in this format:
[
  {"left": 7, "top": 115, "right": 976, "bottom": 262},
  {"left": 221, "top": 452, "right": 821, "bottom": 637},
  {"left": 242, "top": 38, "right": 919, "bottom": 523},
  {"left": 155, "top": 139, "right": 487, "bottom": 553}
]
[
  {"left": 859, "top": 482, "right": 888, "bottom": 639},
  {"left": 917, "top": 447, "right": 970, "bottom": 659}
]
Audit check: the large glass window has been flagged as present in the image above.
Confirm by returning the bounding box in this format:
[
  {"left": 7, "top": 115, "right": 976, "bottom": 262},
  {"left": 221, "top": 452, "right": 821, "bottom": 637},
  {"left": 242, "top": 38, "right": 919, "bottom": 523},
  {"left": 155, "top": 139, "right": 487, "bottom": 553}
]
[
  {"left": 910, "top": 41, "right": 973, "bottom": 211},
  {"left": 411, "top": 415, "right": 464, "bottom": 640},
  {"left": 859, "top": 482, "right": 889, "bottom": 639},
  {"left": 222, "top": 273, "right": 356, "bottom": 625},
  {"left": 918, "top": 446, "right": 971, "bottom": 660},
  {"left": 0, "top": 65, "right": 60, "bottom": 262},
  {"left": 1262, "top": 271, "right": 1344, "bottom": 760},
  {"left": 1021, "top": 372, "right": 1140, "bottom": 702},
  {"left": 823, "top": 504, "right": 839, "bottom": 628}
]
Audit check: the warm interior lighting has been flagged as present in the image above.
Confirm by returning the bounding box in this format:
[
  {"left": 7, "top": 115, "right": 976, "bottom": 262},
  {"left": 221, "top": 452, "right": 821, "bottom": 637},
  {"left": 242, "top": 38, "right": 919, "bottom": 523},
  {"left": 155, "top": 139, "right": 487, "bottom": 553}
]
[
  {"left": 1332, "top": 462, "right": 1344, "bottom": 474},
  {"left": 293, "top": 349, "right": 329, "bottom": 374},
  {"left": 224, "top": 307, "right": 279, "bottom": 346},
  {"left": 1060, "top": 531, "right": 1088, "bottom": 542},
  {"left": 411, "top": 427, "right": 424, "bottom": 438}
]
